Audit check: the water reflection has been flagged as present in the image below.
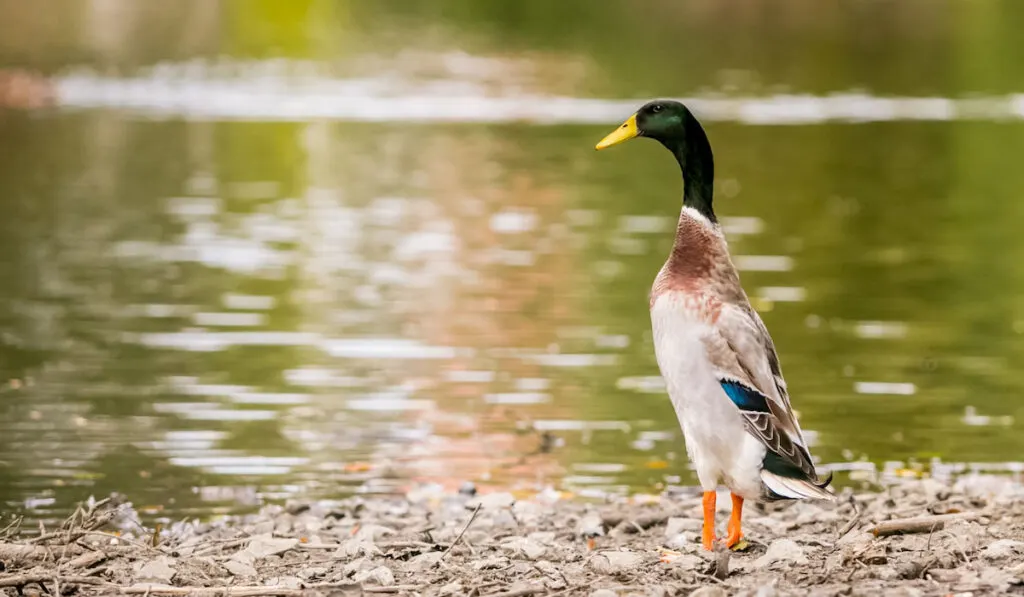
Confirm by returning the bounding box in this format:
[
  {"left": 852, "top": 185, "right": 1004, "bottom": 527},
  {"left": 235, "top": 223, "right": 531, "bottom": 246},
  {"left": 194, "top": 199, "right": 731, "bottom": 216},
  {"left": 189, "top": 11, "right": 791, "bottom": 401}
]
[{"left": 2, "top": 0, "right": 1024, "bottom": 522}]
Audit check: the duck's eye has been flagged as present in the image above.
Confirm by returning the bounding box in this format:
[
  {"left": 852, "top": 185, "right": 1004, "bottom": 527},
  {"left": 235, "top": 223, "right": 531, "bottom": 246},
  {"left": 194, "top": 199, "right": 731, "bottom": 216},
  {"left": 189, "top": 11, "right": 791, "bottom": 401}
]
[{"left": 651, "top": 105, "right": 663, "bottom": 113}]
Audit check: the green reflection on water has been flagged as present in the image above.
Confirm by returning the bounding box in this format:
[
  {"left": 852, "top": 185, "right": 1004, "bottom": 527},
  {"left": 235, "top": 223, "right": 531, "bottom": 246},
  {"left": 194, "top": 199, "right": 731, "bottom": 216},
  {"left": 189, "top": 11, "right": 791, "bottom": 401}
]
[{"left": 1, "top": 0, "right": 1024, "bottom": 520}]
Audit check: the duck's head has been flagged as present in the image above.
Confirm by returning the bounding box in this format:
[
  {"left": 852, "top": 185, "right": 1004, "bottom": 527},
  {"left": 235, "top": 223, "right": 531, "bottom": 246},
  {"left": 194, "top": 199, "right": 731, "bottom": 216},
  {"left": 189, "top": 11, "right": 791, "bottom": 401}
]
[
  {"left": 595, "top": 99, "right": 692, "bottom": 150},
  {"left": 594, "top": 99, "right": 716, "bottom": 221}
]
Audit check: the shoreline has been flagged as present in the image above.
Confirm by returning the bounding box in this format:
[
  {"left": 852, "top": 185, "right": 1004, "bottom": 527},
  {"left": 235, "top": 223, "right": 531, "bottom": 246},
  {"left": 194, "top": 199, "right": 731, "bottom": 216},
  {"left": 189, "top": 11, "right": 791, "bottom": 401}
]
[{"left": 1, "top": 475, "right": 1023, "bottom": 596}]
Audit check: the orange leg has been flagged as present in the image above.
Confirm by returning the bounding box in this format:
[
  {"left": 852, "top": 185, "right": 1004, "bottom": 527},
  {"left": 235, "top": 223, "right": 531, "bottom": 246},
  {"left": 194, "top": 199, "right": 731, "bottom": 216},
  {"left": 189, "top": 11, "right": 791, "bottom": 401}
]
[
  {"left": 701, "top": 491, "right": 717, "bottom": 551},
  {"left": 726, "top": 492, "right": 744, "bottom": 548}
]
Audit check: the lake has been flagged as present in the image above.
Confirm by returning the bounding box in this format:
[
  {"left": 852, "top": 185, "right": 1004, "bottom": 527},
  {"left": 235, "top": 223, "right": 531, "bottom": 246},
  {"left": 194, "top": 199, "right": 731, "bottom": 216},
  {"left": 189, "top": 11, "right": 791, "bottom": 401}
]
[{"left": 1, "top": 0, "right": 1023, "bottom": 523}]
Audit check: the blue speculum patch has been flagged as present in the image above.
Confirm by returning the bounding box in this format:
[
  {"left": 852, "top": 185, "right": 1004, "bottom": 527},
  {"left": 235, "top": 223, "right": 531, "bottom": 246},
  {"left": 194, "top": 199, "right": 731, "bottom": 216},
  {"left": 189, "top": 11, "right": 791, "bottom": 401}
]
[{"left": 719, "top": 380, "right": 771, "bottom": 413}]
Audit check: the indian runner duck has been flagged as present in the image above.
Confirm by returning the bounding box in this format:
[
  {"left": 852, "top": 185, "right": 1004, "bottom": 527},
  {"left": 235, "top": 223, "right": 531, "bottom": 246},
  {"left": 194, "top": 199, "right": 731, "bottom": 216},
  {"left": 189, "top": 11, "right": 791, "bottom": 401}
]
[{"left": 595, "top": 100, "right": 834, "bottom": 551}]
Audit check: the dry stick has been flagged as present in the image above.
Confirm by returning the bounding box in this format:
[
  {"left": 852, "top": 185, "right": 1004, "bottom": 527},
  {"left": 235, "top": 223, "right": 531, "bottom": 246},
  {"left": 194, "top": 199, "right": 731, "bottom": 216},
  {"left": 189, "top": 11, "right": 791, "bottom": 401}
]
[
  {"left": 869, "top": 513, "right": 977, "bottom": 537},
  {"left": 836, "top": 496, "right": 863, "bottom": 538},
  {"left": 65, "top": 550, "right": 108, "bottom": 570},
  {"left": 0, "top": 575, "right": 109, "bottom": 588},
  {"left": 113, "top": 585, "right": 422, "bottom": 596},
  {"left": 436, "top": 503, "right": 481, "bottom": 565},
  {"left": 484, "top": 586, "right": 546, "bottom": 597}
]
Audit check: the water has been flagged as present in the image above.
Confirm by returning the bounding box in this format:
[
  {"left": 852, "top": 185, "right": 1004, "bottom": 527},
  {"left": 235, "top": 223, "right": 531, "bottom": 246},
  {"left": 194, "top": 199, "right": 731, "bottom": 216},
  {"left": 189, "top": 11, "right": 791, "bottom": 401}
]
[{"left": 2, "top": 0, "right": 1024, "bottom": 523}]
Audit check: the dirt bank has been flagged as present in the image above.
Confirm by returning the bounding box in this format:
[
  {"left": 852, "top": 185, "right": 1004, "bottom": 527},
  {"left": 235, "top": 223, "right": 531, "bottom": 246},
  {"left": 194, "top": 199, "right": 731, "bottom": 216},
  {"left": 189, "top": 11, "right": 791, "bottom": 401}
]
[{"left": 1, "top": 476, "right": 1023, "bottom": 596}]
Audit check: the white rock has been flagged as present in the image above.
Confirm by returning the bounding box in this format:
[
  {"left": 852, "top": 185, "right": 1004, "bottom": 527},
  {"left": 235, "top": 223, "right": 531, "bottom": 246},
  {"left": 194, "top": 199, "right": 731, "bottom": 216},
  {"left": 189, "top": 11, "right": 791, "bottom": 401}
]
[
  {"left": 223, "top": 560, "right": 257, "bottom": 578},
  {"left": 668, "top": 554, "right": 703, "bottom": 570},
  {"left": 577, "top": 512, "right": 605, "bottom": 537},
  {"left": 754, "top": 539, "right": 808, "bottom": 568},
  {"left": 135, "top": 557, "right": 176, "bottom": 584},
  {"left": 263, "top": 576, "right": 302, "bottom": 589},
  {"left": 689, "top": 587, "right": 728, "bottom": 597},
  {"left": 332, "top": 538, "right": 381, "bottom": 559},
  {"left": 243, "top": 534, "right": 299, "bottom": 559},
  {"left": 982, "top": 539, "right": 1024, "bottom": 560},
  {"left": 353, "top": 565, "right": 395, "bottom": 586},
  {"left": 407, "top": 551, "right": 443, "bottom": 571},
  {"left": 352, "top": 523, "right": 396, "bottom": 541},
  {"left": 590, "top": 590, "right": 618, "bottom": 597},
  {"left": 467, "top": 492, "right": 516, "bottom": 510},
  {"left": 500, "top": 537, "right": 547, "bottom": 560},
  {"left": 665, "top": 532, "right": 696, "bottom": 551},
  {"left": 665, "top": 517, "right": 701, "bottom": 537},
  {"left": 473, "top": 556, "right": 510, "bottom": 570},
  {"left": 588, "top": 550, "right": 645, "bottom": 574}
]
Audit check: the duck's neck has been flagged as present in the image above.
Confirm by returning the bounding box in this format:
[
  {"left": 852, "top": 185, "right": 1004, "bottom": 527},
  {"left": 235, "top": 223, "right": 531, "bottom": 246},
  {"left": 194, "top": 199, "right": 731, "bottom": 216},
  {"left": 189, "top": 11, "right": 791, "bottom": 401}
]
[{"left": 663, "top": 124, "right": 715, "bottom": 223}]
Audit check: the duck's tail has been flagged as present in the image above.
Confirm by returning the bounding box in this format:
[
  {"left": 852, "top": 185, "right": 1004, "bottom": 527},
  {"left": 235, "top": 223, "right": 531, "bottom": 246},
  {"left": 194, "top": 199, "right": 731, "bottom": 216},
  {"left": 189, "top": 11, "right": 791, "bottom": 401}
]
[{"left": 761, "top": 468, "right": 836, "bottom": 501}]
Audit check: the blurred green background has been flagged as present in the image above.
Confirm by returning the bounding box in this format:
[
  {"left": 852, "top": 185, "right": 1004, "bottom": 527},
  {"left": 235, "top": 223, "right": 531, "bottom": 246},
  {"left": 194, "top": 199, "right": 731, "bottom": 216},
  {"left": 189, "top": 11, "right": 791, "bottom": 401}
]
[{"left": 1, "top": 0, "right": 1023, "bottom": 522}]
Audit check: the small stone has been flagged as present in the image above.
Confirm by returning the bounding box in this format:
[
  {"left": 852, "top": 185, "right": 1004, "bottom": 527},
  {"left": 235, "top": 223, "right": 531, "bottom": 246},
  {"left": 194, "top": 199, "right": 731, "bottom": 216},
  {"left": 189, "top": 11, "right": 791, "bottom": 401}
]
[
  {"left": 333, "top": 538, "right": 381, "bottom": 559},
  {"left": 577, "top": 512, "right": 605, "bottom": 538},
  {"left": 588, "top": 550, "right": 645, "bottom": 574},
  {"left": 473, "top": 556, "right": 510, "bottom": 570},
  {"left": 407, "top": 551, "right": 443, "bottom": 571},
  {"left": 438, "top": 581, "right": 464, "bottom": 596},
  {"left": 459, "top": 482, "right": 477, "bottom": 497},
  {"left": 665, "top": 517, "right": 701, "bottom": 537},
  {"left": 467, "top": 492, "right": 516, "bottom": 510},
  {"left": 352, "top": 523, "right": 396, "bottom": 541},
  {"left": 882, "top": 588, "right": 923, "bottom": 597},
  {"left": 135, "top": 557, "right": 176, "bottom": 584},
  {"left": 353, "top": 565, "right": 395, "bottom": 586},
  {"left": 500, "top": 537, "right": 547, "bottom": 560},
  {"left": 297, "top": 566, "right": 327, "bottom": 581},
  {"left": 859, "top": 546, "right": 887, "bottom": 565},
  {"left": 263, "top": 576, "right": 302, "bottom": 589},
  {"left": 243, "top": 534, "right": 299, "bottom": 559},
  {"left": 754, "top": 539, "right": 808, "bottom": 568},
  {"left": 689, "top": 587, "right": 728, "bottom": 597},
  {"left": 223, "top": 560, "right": 257, "bottom": 578},
  {"left": 590, "top": 590, "right": 618, "bottom": 597},
  {"left": 981, "top": 539, "right": 1024, "bottom": 560},
  {"left": 665, "top": 532, "right": 695, "bottom": 551}
]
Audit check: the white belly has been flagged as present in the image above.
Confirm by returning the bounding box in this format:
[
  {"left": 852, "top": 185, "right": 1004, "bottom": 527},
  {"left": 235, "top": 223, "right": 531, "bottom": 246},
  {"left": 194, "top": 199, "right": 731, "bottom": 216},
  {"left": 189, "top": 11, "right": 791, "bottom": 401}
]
[{"left": 650, "top": 292, "right": 765, "bottom": 499}]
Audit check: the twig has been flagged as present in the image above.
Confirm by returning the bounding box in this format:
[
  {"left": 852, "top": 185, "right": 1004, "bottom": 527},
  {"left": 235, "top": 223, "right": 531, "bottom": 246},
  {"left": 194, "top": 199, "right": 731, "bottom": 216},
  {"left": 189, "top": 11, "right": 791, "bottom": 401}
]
[
  {"left": 484, "top": 586, "right": 545, "bottom": 597},
  {"left": 836, "top": 496, "right": 863, "bottom": 538},
  {"left": 53, "top": 576, "right": 60, "bottom": 597},
  {"left": 436, "top": 503, "right": 481, "bottom": 565},
  {"left": 0, "top": 575, "right": 109, "bottom": 588},
  {"left": 870, "top": 513, "right": 977, "bottom": 537},
  {"left": 65, "top": 550, "right": 107, "bottom": 570},
  {"left": 113, "top": 584, "right": 422, "bottom": 596}
]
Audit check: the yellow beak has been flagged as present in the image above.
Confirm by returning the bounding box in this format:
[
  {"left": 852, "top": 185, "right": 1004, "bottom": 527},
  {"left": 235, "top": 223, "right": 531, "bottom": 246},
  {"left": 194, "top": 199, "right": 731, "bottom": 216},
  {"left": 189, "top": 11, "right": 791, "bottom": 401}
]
[{"left": 595, "top": 113, "right": 639, "bottom": 150}]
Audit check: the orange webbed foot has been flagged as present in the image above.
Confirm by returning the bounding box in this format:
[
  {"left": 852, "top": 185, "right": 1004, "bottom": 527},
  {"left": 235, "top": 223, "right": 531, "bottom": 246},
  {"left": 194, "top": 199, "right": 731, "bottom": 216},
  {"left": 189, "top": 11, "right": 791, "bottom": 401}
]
[
  {"left": 725, "top": 492, "right": 744, "bottom": 548},
  {"left": 701, "top": 491, "right": 717, "bottom": 551}
]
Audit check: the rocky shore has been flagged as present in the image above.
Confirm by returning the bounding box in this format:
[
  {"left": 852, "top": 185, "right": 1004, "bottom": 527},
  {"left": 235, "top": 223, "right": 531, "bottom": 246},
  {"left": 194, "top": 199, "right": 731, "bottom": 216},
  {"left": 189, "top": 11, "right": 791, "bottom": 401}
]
[{"left": 1, "top": 476, "right": 1023, "bottom": 596}]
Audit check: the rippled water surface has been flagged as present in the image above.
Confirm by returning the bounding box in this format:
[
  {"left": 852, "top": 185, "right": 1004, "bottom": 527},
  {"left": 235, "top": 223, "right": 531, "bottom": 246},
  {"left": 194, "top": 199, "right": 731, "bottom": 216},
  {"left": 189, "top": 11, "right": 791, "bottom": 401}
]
[{"left": 2, "top": 0, "right": 1024, "bottom": 522}]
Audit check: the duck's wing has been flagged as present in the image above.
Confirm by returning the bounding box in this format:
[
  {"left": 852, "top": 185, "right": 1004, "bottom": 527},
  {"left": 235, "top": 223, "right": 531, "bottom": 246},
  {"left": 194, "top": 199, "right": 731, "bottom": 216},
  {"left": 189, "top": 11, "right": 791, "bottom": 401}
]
[{"left": 702, "top": 302, "right": 833, "bottom": 499}]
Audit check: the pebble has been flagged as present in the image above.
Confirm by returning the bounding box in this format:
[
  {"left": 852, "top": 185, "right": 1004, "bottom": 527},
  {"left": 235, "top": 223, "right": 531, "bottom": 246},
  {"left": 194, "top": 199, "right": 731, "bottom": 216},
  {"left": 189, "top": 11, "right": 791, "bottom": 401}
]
[
  {"left": 353, "top": 565, "right": 395, "bottom": 586},
  {"left": 689, "top": 587, "right": 728, "bottom": 597},
  {"left": 242, "top": 534, "right": 298, "bottom": 559},
  {"left": 664, "top": 516, "right": 701, "bottom": 537},
  {"left": 981, "top": 538, "right": 1024, "bottom": 560},
  {"left": 223, "top": 560, "right": 257, "bottom": 578},
  {"left": 263, "top": 576, "right": 302, "bottom": 589},
  {"left": 577, "top": 511, "right": 605, "bottom": 537},
  {"left": 134, "top": 556, "right": 176, "bottom": 584},
  {"left": 588, "top": 550, "right": 644, "bottom": 574},
  {"left": 754, "top": 538, "right": 808, "bottom": 568},
  {"left": 407, "top": 551, "right": 444, "bottom": 571},
  {"left": 590, "top": 590, "right": 618, "bottom": 597},
  {"left": 467, "top": 492, "right": 516, "bottom": 510}
]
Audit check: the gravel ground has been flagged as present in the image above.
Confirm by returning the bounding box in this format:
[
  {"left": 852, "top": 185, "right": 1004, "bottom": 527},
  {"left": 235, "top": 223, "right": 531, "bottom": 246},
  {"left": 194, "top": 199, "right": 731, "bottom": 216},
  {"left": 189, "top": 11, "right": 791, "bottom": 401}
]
[{"left": 1, "top": 476, "right": 1023, "bottom": 596}]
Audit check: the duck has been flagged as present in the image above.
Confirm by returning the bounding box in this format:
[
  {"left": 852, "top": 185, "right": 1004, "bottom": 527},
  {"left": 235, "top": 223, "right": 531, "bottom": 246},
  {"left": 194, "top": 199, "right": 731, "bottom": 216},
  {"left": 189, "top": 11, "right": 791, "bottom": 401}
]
[{"left": 595, "top": 100, "right": 834, "bottom": 551}]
